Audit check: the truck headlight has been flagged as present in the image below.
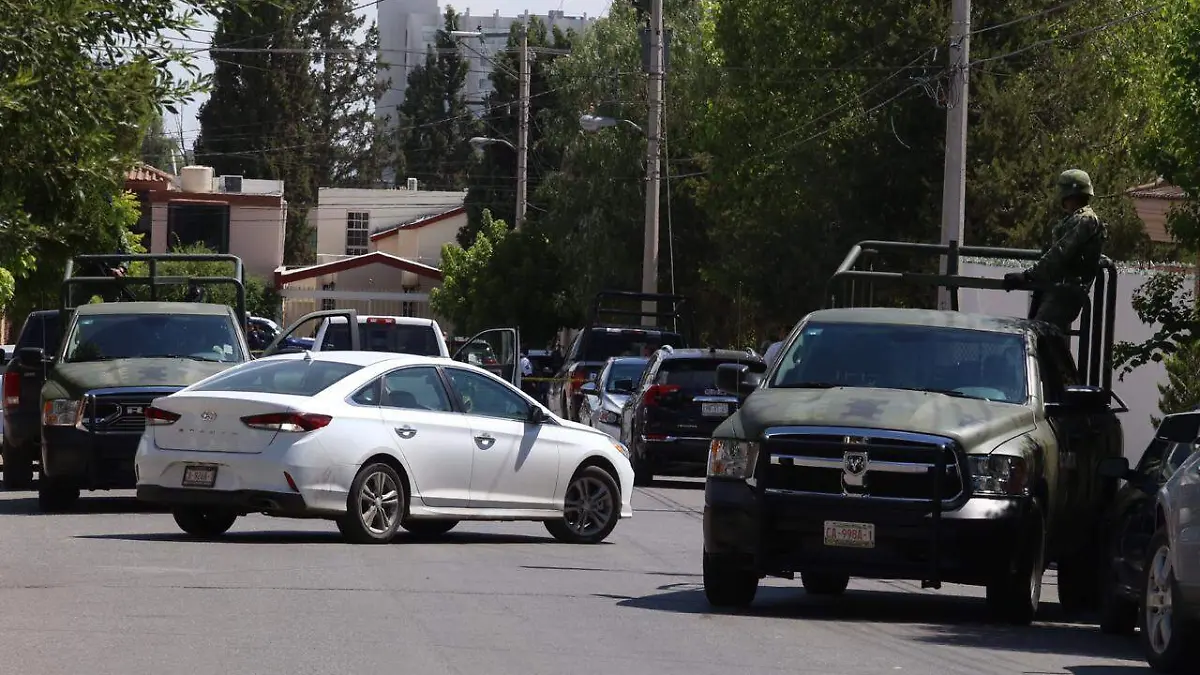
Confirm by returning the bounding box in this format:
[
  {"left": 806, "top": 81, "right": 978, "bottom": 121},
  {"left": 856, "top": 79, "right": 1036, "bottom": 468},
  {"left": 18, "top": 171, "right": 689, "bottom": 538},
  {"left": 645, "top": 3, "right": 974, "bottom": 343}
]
[
  {"left": 598, "top": 410, "right": 619, "bottom": 425},
  {"left": 43, "top": 398, "right": 83, "bottom": 427},
  {"left": 708, "top": 439, "right": 759, "bottom": 479},
  {"left": 968, "top": 454, "right": 1030, "bottom": 497}
]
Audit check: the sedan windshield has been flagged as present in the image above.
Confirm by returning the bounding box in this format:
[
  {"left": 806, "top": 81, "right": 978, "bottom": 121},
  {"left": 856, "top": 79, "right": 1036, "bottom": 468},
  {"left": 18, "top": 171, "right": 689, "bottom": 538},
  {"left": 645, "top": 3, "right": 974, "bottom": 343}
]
[
  {"left": 64, "top": 314, "right": 244, "bottom": 363},
  {"left": 605, "top": 360, "right": 648, "bottom": 392},
  {"left": 771, "top": 322, "right": 1028, "bottom": 403}
]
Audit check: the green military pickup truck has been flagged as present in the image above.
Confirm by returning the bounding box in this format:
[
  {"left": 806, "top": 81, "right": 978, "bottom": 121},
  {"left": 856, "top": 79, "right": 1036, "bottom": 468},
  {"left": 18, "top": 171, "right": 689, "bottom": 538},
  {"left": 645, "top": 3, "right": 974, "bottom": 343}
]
[{"left": 26, "top": 253, "right": 250, "bottom": 511}]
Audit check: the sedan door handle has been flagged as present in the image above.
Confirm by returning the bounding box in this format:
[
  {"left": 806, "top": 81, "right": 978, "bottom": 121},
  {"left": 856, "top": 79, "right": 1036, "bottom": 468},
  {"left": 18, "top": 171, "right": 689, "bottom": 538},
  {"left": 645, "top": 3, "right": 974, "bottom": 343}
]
[
  {"left": 474, "top": 433, "right": 495, "bottom": 449},
  {"left": 394, "top": 426, "right": 417, "bottom": 440}
]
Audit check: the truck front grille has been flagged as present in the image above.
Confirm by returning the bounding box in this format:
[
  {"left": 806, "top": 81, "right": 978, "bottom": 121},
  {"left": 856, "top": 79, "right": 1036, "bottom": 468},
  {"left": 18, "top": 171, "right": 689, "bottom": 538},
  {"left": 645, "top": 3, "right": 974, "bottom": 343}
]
[
  {"left": 760, "top": 426, "right": 964, "bottom": 504},
  {"left": 81, "top": 394, "right": 160, "bottom": 435}
]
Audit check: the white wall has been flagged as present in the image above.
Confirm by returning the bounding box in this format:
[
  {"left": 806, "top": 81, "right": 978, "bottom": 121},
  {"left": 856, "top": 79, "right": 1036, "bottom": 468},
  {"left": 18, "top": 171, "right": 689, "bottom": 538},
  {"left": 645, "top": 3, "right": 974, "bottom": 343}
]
[
  {"left": 315, "top": 187, "right": 465, "bottom": 257},
  {"left": 959, "top": 261, "right": 1191, "bottom": 462}
]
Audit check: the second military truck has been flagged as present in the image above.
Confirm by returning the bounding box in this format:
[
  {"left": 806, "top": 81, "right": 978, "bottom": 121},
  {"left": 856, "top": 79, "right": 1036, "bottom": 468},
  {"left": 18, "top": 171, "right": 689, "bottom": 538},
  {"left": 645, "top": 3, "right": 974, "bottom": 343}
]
[{"left": 702, "top": 240, "right": 1126, "bottom": 625}]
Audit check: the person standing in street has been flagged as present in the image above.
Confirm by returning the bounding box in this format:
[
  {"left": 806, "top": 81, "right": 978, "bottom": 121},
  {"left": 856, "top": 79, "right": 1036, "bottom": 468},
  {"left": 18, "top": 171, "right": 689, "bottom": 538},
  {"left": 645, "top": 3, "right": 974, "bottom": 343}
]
[
  {"left": 1002, "top": 169, "right": 1108, "bottom": 334},
  {"left": 763, "top": 325, "right": 789, "bottom": 369}
]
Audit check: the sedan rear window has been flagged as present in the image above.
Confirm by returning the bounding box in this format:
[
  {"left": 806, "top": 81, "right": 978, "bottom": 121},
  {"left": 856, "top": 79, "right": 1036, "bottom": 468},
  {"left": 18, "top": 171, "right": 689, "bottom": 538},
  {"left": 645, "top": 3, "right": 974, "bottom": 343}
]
[
  {"left": 657, "top": 358, "right": 765, "bottom": 392},
  {"left": 191, "top": 359, "right": 363, "bottom": 396},
  {"left": 580, "top": 329, "right": 684, "bottom": 362}
]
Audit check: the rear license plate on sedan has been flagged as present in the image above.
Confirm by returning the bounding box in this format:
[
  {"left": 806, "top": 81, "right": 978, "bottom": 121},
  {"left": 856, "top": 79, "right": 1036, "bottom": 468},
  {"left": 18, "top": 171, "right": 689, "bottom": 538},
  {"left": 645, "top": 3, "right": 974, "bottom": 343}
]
[
  {"left": 701, "top": 402, "right": 729, "bottom": 417},
  {"left": 182, "top": 465, "right": 218, "bottom": 488},
  {"left": 823, "top": 521, "right": 875, "bottom": 548}
]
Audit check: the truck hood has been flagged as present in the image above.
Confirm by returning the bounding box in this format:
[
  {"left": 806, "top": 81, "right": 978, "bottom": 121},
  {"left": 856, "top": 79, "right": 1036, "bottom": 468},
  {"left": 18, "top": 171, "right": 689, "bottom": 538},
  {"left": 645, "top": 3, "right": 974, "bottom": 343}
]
[
  {"left": 728, "top": 386, "right": 1036, "bottom": 452},
  {"left": 46, "top": 358, "right": 238, "bottom": 397}
]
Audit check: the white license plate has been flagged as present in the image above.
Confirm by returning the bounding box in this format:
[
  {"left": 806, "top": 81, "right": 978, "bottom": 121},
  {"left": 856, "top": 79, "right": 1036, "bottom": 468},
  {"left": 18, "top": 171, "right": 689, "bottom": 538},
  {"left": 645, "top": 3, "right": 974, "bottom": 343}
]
[
  {"left": 823, "top": 521, "right": 875, "bottom": 548},
  {"left": 701, "top": 402, "right": 729, "bottom": 417},
  {"left": 182, "top": 465, "right": 218, "bottom": 488}
]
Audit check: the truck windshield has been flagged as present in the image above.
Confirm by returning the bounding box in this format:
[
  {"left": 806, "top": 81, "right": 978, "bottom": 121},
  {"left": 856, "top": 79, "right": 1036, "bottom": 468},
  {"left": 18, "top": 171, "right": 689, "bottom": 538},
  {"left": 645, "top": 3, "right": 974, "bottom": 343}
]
[
  {"left": 771, "top": 322, "right": 1028, "bottom": 403},
  {"left": 63, "top": 314, "right": 244, "bottom": 363},
  {"left": 581, "top": 329, "right": 684, "bottom": 362}
]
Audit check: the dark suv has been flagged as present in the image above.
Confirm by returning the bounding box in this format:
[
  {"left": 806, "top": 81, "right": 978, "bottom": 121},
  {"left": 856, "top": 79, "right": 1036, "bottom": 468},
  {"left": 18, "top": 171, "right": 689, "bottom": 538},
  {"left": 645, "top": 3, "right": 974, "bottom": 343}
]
[
  {"left": 2, "top": 310, "right": 62, "bottom": 488},
  {"left": 619, "top": 347, "right": 765, "bottom": 485}
]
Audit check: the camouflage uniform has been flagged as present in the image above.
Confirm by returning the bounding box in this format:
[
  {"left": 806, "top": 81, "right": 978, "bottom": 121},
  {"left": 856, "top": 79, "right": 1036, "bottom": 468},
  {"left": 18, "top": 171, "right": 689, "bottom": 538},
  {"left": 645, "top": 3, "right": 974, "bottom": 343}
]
[{"left": 1003, "top": 169, "right": 1107, "bottom": 333}]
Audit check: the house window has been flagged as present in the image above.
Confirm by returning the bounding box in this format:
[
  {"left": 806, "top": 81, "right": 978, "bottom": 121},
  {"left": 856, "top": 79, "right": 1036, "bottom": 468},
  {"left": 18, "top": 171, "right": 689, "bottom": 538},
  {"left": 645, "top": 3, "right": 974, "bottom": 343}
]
[
  {"left": 167, "top": 202, "right": 230, "bottom": 253},
  {"left": 321, "top": 283, "right": 335, "bottom": 311},
  {"left": 345, "top": 212, "right": 369, "bottom": 256}
]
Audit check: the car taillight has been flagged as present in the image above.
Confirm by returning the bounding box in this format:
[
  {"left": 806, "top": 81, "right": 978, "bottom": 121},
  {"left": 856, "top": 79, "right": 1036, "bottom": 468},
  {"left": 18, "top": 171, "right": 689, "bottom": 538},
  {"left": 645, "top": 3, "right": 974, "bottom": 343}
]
[
  {"left": 643, "top": 384, "right": 681, "bottom": 407},
  {"left": 144, "top": 406, "right": 181, "bottom": 426},
  {"left": 484, "top": 356, "right": 498, "bottom": 365},
  {"left": 366, "top": 317, "right": 396, "bottom": 325},
  {"left": 2, "top": 371, "right": 19, "bottom": 408},
  {"left": 241, "top": 412, "right": 332, "bottom": 432},
  {"left": 568, "top": 370, "right": 587, "bottom": 395}
]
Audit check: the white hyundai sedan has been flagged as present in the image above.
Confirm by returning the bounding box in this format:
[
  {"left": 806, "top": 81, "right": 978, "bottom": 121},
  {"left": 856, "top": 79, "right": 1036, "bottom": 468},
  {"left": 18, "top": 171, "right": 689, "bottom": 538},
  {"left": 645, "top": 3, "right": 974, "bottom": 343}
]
[{"left": 134, "top": 351, "right": 635, "bottom": 544}]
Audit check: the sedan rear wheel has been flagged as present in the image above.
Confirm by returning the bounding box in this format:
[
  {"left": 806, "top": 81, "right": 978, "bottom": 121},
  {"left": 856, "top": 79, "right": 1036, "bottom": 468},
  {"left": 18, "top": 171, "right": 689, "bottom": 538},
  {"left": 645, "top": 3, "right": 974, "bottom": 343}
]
[
  {"left": 402, "top": 519, "right": 459, "bottom": 538},
  {"left": 173, "top": 508, "right": 237, "bottom": 538},
  {"left": 337, "top": 463, "right": 404, "bottom": 544},
  {"left": 1140, "top": 530, "right": 1200, "bottom": 673},
  {"left": 545, "top": 466, "right": 620, "bottom": 544}
]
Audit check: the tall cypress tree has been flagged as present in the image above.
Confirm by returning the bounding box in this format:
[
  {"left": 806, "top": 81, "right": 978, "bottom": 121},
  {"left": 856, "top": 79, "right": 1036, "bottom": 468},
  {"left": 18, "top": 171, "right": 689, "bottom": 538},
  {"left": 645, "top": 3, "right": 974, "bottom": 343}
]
[
  {"left": 195, "top": 0, "right": 319, "bottom": 264},
  {"left": 308, "top": 0, "right": 393, "bottom": 187},
  {"left": 395, "top": 7, "right": 477, "bottom": 191}
]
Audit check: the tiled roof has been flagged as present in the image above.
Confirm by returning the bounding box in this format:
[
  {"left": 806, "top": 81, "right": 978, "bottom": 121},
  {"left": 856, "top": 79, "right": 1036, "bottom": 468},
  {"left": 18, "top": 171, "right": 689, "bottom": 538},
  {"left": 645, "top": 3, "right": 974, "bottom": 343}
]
[
  {"left": 126, "top": 163, "right": 174, "bottom": 184},
  {"left": 1128, "top": 179, "right": 1186, "bottom": 200}
]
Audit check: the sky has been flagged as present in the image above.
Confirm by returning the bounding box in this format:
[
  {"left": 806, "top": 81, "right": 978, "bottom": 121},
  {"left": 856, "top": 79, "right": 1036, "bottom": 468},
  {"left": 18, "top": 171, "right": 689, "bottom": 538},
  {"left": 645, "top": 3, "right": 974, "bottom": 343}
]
[{"left": 168, "top": 0, "right": 612, "bottom": 154}]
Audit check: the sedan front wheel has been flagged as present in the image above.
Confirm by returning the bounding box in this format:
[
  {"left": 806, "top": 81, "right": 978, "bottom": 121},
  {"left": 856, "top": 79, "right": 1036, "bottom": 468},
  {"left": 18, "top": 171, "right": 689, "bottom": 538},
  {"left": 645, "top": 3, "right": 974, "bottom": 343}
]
[{"left": 545, "top": 466, "right": 620, "bottom": 544}]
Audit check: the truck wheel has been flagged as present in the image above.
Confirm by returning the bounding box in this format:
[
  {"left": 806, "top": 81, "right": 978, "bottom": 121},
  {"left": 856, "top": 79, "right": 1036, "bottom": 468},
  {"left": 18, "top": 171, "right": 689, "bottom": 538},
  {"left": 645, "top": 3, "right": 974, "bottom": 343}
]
[
  {"left": 1099, "top": 582, "right": 1137, "bottom": 635},
  {"left": 802, "top": 572, "right": 850, "bottom": 596},
  {"left": 2, "top": 443, "right": 34, "bottom": 490},
  {"left": 703, "top": 552, "right": 758, "bottom": 608},
  {"left": 1140, "top": 529, "right": 1200, "bottom": 673},
  {"left": 173, "top": 508, "right": 237, "bottom": 538},
  {"left": 1057, "top": 545, "right": 1102, "bottom": 614},
  {"left": 37, "top": 478, "right": 80, "bottom": 513},
  {"left": 986, "top": 505, "right": 1044, "bottom": 625},
  {"left": 632, "top": 450, "right": 653, "bottom": 487}
]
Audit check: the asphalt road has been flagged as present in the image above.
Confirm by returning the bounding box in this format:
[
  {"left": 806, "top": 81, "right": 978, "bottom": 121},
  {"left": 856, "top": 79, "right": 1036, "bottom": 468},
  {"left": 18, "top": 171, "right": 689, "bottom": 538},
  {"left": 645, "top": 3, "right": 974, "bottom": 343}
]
[{"left": 0, "top": 479, "right": 1148, "bottom": 675}]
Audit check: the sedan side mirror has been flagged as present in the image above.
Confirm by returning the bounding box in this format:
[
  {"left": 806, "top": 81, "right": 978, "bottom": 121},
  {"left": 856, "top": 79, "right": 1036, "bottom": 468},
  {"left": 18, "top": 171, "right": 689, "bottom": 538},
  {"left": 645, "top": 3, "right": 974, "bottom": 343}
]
[
  {"left": 1098, "top": 456, "right": 1133, "bottom": 480},
  {"left": 17, "top": 347, "right": 46, "bottom": 369},
  {"left": 528, "top": 405, "right": 550, "bottom": 425},
  {"left": 579, "top": 381, "right": 598, "bottom": 396}
]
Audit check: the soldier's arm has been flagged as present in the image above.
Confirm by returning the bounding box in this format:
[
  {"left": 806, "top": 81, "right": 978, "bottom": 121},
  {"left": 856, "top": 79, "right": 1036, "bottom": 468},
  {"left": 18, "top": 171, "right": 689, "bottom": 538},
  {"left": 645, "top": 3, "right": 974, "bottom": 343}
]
[{"left": 1025, "top": 213, "right": 1102, "bottom": 281}]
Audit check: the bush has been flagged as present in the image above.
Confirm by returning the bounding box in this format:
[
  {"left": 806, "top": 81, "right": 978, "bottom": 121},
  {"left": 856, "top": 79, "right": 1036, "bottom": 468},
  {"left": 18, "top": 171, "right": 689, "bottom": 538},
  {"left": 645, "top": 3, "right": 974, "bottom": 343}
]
[{"left": 1154, "top": 338, "right": 1200, "bottom": 427}]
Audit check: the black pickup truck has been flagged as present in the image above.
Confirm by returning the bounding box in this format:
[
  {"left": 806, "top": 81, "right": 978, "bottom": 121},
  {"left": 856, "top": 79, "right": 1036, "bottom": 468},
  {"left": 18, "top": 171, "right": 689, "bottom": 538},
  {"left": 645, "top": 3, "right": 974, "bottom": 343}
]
[
  {"left": 702, "top": 240, "right": 1127, "bottom": 625},
  {"left": 2, "top": 310, "right": 63, "bottom": 488},
  {"left": 548, "top": 291, "right": 693, "bottom": 422}
]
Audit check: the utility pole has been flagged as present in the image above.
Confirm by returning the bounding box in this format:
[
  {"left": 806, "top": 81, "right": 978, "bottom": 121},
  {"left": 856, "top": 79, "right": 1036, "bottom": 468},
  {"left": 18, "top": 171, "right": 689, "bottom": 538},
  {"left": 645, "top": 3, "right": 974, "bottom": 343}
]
[
  {"left": 515, "top": 22, "right": 530, "bottom": 230},
  {"left": 641, "top": 0, "right": 664, "bottom": 326},
  {"left": 937, "top": 0, "right": 971, "bottom": 310}
]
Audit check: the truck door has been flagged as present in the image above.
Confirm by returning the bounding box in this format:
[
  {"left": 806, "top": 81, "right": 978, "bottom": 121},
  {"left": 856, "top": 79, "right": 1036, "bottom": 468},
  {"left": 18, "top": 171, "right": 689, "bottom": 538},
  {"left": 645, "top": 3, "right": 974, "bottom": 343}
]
[
  {"left": 260, "top": 310, "right": 360, "bottom": 357},
  {"left": 452, "top": 328, "right": 520, "bottom": 388}
]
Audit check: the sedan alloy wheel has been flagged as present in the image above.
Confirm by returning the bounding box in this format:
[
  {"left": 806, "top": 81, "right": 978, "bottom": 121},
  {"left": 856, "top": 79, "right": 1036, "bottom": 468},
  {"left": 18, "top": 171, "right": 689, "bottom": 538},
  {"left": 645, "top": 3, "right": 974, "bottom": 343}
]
[
  {"left": 338, "top": 462, "right": 405, "bottom": 544},
  {"left": 545, "top": 466, "right": 620, "bottom": 544}
]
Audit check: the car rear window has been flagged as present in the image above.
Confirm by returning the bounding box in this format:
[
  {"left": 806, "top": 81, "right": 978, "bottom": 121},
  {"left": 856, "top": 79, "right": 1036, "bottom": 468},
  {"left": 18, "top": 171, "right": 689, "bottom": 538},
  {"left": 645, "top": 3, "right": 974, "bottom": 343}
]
[
  {"left": 656, "top": 358, "right": 766, "bottom": 391},
  {"left": 324, "top": 322, "right": 441, "bottom": 356},
  {"left": 580, "top": 329, "right": 684, "bottom": 362},
  {"left": 17, "top": 313, "right": 61, "bottom": 353},
  {"left": 191, "top": 359, "right": 363, "bottom": 396}
]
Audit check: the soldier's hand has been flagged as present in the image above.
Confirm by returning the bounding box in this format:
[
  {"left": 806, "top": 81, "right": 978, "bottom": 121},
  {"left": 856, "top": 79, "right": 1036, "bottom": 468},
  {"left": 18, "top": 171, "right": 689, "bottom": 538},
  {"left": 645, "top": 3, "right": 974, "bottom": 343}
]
[{"left": 1002, "top": 271, "right": 1027, "bottom": 292}]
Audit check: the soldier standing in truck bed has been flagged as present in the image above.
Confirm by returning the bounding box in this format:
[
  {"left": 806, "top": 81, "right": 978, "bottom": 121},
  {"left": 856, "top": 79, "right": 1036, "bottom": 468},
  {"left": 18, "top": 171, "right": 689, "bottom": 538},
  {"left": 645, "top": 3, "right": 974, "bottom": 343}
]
[{"left": 1002, "top": 169, "right": 1108, "bottom": 334}]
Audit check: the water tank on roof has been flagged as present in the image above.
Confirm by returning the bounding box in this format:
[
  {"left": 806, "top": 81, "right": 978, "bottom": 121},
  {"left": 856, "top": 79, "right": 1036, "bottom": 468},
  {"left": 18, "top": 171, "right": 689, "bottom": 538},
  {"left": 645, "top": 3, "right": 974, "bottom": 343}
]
[{"left": 180, "top": 166, "right": 215, "bottom": 193}]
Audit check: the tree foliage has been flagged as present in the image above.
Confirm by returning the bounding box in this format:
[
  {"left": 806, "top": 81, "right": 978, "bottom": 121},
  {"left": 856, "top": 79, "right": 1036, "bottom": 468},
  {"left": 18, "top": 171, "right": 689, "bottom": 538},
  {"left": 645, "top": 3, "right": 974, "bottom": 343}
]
[
  {"left": 396, "top": 8, "right": 477, "bottom": 192},
  {"left": 141, "top": 111, "right": 180, "bottom": 173},
  {"left": 1153, "top": 337, "right": 1200, "bottom": 427},
  {"left": 0, "top": 0, "right": 218, "bottom": 310}
]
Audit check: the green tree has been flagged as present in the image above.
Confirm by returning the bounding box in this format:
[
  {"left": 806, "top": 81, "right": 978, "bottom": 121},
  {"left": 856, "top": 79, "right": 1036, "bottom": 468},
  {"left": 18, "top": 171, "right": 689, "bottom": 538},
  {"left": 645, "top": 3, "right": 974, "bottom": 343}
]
[
  {"left": 0, "top": 0, "right": 218, "bottom": 311},
  {"left": 308, "top": 0, "right": 393, "bottom": 187},
  {"left": 123, "top": 241, "right": 280, "bottom": 318},
  {"left": 141, "top": 111, "right": 180, "bottom": 172},
  {"left": 461, "top": 16, "right": 577, "bottom": 246},
  {"left": 396, "top": 7, "right": 477, "bottom": 191},
  {"left": 1153, "top": 338, "right": 1200, "bottom": 427},
  {"left": 194, "top": 0, "right": 319, "bottom": 265}
]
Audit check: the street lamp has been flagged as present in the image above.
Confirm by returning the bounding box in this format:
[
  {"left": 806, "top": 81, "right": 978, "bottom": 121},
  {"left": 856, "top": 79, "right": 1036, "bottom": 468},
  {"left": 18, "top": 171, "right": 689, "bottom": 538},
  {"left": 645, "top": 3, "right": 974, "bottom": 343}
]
[
  {"left": 579, "top": 114, "right": 644, "bottom": 136},
  {"left": 469, "top": 136, "right": 516, "bottom": 156}
]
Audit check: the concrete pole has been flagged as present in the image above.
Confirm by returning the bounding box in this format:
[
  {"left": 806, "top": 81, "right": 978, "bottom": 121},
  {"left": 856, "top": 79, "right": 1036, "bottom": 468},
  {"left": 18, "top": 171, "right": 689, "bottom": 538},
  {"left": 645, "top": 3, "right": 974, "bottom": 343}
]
[
  {"left": 641, "top": 0, "right": 664, "bottom": 326},
  {"left": 515, "top": 23, "right": 530, "bottom": 230},
  {"left": 937, "top": 0, "right": 970, "bottom": 310}
]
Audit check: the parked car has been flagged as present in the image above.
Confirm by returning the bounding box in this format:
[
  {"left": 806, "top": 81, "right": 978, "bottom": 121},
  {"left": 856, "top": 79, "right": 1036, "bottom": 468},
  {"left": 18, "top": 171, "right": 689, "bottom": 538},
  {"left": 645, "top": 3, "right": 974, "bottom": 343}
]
[
  {"left": 620, "top": 347, "right": 765, "bottom": 485},
  {"left": 134, "top": 351, "right": 635, "bottom": 544},
  {"left": 1097, "top": 411, "right": 1200, "bottom": 635},
  {"left": 579, "top": 356, "right": 649, "bottom": 440},
  {"left": 2, "top": 310, "right": 62, "bottom": 489}
]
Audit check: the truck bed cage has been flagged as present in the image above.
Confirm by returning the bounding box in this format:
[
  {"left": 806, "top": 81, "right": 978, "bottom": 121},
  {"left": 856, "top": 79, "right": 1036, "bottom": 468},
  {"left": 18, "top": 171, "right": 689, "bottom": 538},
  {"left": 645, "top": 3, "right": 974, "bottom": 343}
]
[
  {"left": 825, "top": 239, "right": 1118, "bottom": 391},
  {"left": 62, "top": 253, "right": 248, "bottom": 329},
  {"left": 587, "top": 290, "right": 693, "bottom": 332}
]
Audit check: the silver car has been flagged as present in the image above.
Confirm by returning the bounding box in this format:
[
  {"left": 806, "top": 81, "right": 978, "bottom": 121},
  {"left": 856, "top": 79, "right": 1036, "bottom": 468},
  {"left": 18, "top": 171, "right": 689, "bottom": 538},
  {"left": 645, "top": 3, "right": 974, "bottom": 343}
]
[
  {"left": 1133, "top": 443, "right": 1200, "bottom": 672},
  {"left": 578, "top": 357, "right": 648, "bottom": 440}
]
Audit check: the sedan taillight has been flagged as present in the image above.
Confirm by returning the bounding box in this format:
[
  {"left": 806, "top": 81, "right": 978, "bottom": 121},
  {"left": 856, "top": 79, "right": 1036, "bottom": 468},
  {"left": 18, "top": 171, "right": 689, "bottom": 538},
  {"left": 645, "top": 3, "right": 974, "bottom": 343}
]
[
  {"left": 242, "top": 412, "right": 332, "bottom": 432},
  {"left": 144, "top": 406, "right": 181, "bottom": 426}
]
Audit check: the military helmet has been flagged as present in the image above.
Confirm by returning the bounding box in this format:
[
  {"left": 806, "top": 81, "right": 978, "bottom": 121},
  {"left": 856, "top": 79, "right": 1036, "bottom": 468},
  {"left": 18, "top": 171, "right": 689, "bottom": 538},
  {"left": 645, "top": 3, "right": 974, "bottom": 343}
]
[{"left": 1057, "top": 169, "right": 1094, "bottom": 199}]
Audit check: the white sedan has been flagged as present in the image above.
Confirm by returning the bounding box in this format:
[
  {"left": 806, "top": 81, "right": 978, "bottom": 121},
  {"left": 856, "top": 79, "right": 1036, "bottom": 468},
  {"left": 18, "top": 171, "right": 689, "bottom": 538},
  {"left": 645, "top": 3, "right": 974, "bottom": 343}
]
[{"left": 134, "top": 351, "right": 635, "bottom": 544}]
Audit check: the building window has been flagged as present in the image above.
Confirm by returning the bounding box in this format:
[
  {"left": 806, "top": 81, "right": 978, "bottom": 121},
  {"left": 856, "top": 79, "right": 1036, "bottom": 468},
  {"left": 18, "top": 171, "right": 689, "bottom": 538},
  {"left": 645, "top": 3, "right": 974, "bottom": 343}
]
[
  {"left": 321, "top": 283, "right": 335, "bottom": 311},
  {"left": 167, "top": 202, "right": 230, "bottom": 253},
  {"left": 345, "top": 212, "right": 369, "bottom": 256}
]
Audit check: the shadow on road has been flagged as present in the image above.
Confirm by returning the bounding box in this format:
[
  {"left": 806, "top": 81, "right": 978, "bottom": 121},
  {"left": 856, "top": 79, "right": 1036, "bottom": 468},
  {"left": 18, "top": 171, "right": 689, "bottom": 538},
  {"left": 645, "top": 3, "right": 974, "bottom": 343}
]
[
  {"left": 615, "top": 584, "right": 1144, "bottom": 661},
  {"left": 645, "top": 479, "right": 704, "bottom": 491},
  {"left": 75, "top": 529, "right": 560, "bottom": 546},
  {"left": 0, "top": 495, "right": 166, "bottom": 516},
  {"left": 1066, "top": 666, "right": 1151, "bottom": 674}
]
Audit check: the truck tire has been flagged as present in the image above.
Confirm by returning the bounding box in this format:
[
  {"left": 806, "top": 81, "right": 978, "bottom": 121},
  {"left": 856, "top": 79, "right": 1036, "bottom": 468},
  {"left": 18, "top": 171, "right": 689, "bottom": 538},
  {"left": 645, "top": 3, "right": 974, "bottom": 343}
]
[
  {"left": 802, "top": 572, "right": 850, "bottom": 596},
  {"left": 37, "top": 478, "right": 80, "bottom": 513},
  {"left": 986, "top": 504, "right": 1045, "bottom": 625},
  {"left": 703, "top": 552, "right": 758, "bottom": 608},
  {"left": 2, "top": 442, "right": 34, "bottom": 490},
  {"left": 1057, "top": 541, "right": 1102, "bottom": 614}
]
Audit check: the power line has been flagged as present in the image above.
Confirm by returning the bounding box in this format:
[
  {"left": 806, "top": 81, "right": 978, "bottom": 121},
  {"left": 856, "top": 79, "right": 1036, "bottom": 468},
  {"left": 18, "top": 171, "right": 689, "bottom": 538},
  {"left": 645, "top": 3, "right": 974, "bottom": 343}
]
[
  {"left": 971, "top": 2, "right": 1166, "bottom": 66},
  {"left": 969, "top": 0, "right": 1083, "bottom": 35}
]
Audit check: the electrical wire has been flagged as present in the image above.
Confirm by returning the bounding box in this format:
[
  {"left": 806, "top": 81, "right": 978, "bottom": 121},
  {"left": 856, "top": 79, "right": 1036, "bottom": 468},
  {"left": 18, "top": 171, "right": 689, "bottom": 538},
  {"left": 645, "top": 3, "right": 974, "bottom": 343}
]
[
  {"left": 971, "top": 2, "right": 1167, "bottom": 66},
  {"left": 969, "top": 0, "right": 1084, "bottom": 35}
]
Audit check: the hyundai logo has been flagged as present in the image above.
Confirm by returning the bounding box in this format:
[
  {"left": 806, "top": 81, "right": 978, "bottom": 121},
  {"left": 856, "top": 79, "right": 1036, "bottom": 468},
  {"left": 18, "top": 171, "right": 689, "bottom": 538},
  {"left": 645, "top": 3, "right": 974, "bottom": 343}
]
[{"left": 200, "top": 411, "right": 217, "bottom": 422}]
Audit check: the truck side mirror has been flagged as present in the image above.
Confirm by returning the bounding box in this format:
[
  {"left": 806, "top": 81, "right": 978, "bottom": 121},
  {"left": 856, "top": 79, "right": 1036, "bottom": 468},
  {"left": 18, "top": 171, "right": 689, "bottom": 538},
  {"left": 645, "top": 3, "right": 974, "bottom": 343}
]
[
  {"left": 1046, "top": 385, "right": 1110, "bottom": 417},
  {"left": 1098, "top": 456, "right": 1132, "bottom": 480},
  {"left": 17, "top": 347, "right": 46, "bottom": 369}
]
